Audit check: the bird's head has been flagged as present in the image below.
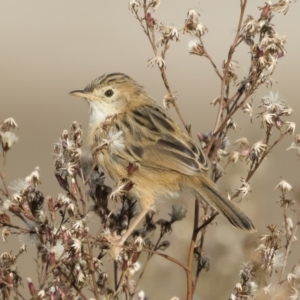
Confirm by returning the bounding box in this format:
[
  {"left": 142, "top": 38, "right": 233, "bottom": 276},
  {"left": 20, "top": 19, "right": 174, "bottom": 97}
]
[{"left": 70, "top": 73, "right": 146, "bottom": 124}]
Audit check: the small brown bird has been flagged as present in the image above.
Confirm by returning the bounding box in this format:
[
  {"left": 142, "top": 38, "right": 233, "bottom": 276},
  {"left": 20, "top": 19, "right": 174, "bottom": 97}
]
[{"left": 70, "top": 72, "right": 255, "bottom": 242}]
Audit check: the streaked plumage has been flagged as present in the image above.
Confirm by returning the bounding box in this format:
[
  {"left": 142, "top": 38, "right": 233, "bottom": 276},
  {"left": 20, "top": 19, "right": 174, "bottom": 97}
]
[{"left": 70, "top": 72, "right": 255, "bottom": 236}]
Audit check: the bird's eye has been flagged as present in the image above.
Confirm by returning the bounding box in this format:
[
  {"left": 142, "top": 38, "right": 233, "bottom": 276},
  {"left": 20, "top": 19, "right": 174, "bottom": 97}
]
[{"left": 104, "top": 89, "right": 114, "bottom": 97}]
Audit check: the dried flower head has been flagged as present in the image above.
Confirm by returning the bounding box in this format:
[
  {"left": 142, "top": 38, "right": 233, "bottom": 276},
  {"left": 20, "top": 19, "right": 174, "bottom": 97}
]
[
  {"left": 169, "top": 205, "right": 187, "bottom": 223},
  {"left": 148, "top": 0, "right": 160, "bottom": 11},
  {"left": 0, "top": 118, "right": 18, "bottom": 132},
  {"left": 195, "top": 22, "right": 208, "bottom": 37},
  {"left": 286, "top": 122, "right": 296, "bottom": 135},
  {"left": 237, "top": 178, "right": 251, "bottom": 198},
  {"left": 183, "top": 9, "right": 201, "bottom": 34},
  {"left": 242, "top": 101, "right": 253, "bottom": 122},
  {"left": 241, "top": 15, "right": 257, "bottom": 40},
  {"left": 147, "top": 56, "right": 166, "bottom": 69},
  {"left": 129, "top": 0, "right": 141, "bottom": 12},
  {"left": 158, "top": 23, "right": 179, "bottom": 45},
  {"left": 162, "top": 93, "right": 177, "bottom": 109},
  {"left": 274, "top": 179, "right": 293, "bottom": 193},
  {"left": 0, "top": 131, "right": 19, "bottom": 151},
  {"left": 187, "top": 40, "right": 205, "bottom": 56},
  {"left": 271, "top": 0, "right": 291, "bottom": 15}
]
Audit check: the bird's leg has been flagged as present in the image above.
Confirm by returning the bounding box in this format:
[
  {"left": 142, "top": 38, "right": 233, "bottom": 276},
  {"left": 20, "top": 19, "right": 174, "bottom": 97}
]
[{"left": 120, "top": 207, "right": 149, "bottom": 244}]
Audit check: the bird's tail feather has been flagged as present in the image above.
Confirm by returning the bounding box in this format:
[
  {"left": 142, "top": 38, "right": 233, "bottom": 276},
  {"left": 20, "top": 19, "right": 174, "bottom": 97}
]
[{"left": 196, "top": 176, "right": 255, "bottom": 232}]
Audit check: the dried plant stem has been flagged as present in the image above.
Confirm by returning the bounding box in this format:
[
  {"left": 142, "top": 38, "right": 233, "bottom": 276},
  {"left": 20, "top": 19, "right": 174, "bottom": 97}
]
[
  {"left": 131, "top": 226, "right": 170, "bottom": 296},
  {"left": 199, "top": 130, "right": 290, "bottom": 233},
  {"left": 243, "top": 131, "right": 288, "bottom": 183},
  {"left": 142, "top": 248, "right": 189, "bottom": 272},
  {"left": 275, "top": 213, "right": 300, "bottom": 294},
  {"left": 39, "top": 261, "right": 49, "bottom": 289},
  {"left": 199, "top": 37, "right": 222, "bottom": 80},
  {"left": 206, "top": 0, "right": 248, "bottom": 157},
  {"left": 131, "top": 246, "right": 191, "bottom": 299},
  {"left": 192, "top": 204, "right": 209, "bottom": 295},
  {"left": 213, "top": 0, "right": 247, "bottom": 133},
  {"left": 83, "top": 159, "right": 98, "bottom": 186},
  {"left": 57, "top": 266, "right": 89, "bottom": 300},
  {"left": 0, "top": 149, "right": 9, "bottom": 197},
  {"left": 77, "top": 169, "right": 87, "bottom": 215},
  {"left": 87, "top": 231, "right": 100, "bottom": 299},
  {"left": 90, "top": 225, "right": 104, "bottom": 249},
  {"left": 54, "top": 206, "right": 68, "bottom": 240},
  {"left": 160, "top": 67, "right": 191, "bottom": 134},
  {"left": 71, "top": 168, "right": 99, "bottom": 299},
  {"left": 133, "top": 4, "right": 190, "bottom": 134},
  {"left": 115, "top": 268, "right": 127, "bottom": 296},
  {"left": 0, "top": 221, "right": 34, "bottom": 233},
  {"left": 186, "top": 198, "right": 200, "bottom": 300},
  {"left": 114, "top": 261, "right": 118, "bottom": 292},
  {"left": 196, "top": 212, "right": 218, "bottom": 234},
  {"left": 2, "top": 281, "right": 26, "bottom": 300},
  {"left": 206, "top": 85, "right": 255, "bottom": 156}
]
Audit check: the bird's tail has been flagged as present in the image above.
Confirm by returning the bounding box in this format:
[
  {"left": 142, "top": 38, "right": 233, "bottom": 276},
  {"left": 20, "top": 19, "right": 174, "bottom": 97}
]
[{"left": 194, "top": 175, "right": 255, "bottom": 232}]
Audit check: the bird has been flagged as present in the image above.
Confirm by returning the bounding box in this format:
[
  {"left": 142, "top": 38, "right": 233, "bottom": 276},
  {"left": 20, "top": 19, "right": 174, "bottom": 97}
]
[{"left": 70, "top": 72, "right": 255, "bottom": 243}]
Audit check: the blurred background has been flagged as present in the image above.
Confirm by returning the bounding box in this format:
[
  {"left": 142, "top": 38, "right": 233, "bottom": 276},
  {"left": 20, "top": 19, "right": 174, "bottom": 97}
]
[{"left": 1, "top": 1, "right": 300, "bottom": 299}]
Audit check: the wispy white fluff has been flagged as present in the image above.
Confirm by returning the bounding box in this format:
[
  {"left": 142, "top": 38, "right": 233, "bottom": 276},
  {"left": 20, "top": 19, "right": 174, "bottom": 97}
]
[
  {"left": 89, "top": 102, "right": 118, "bottom": 125},
  {"left": 107, "top": 127, "right": 124, "bottom": 153}
]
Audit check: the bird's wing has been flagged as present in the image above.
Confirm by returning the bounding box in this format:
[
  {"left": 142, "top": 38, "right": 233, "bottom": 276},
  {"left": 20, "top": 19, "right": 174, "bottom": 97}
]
[{"left": 116, "top": 104, "right": 209, "bottom": 176}]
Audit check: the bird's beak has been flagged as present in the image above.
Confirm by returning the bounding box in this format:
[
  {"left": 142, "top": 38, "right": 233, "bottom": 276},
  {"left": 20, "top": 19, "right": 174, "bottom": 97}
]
[{"left": 69, "top": 90, "right": 89, "bottom": 98}]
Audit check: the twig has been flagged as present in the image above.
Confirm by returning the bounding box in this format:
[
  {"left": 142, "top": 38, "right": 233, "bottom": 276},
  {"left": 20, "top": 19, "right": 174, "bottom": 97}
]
[
  {"left": 57, "top": 266, "right": 89, "bottom": 300},
  {"left": 142, "top": 248, "right": 189, "bottom": 272},
  {"left": 213, "top": 0, "right": 247, "bottom": 133},
  {"left": 131, "top": 225, "right": 167, "bottom": 296},
  {"left": 1, "top": 281, "right": 26, "bottom": 300},
  {"left": 192, "top": 204, "right": 209, "bottom": 295},
  {"left": 199, "top": 37, "right": 223, "bottom": 80},
  {"left": 186, "top": 198, "right": 199, "bottom": 300},
  {"left": 0, "top": 221, "right": 34, "bottom": 233},
  {"left": 275, "top": 213, "right": 300, "bottom": 294},
  {"left": 206, "top": 0, "right": 248, "bottom": 157},
  {"left": 86, "top": 234, "right": 100, "bottom": 300},
  {"left": 133, "top": 3, "right": 190, "bottom": 134},
  {"left": 0, "top": 149, "right": 10, "bottom": 197}
]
